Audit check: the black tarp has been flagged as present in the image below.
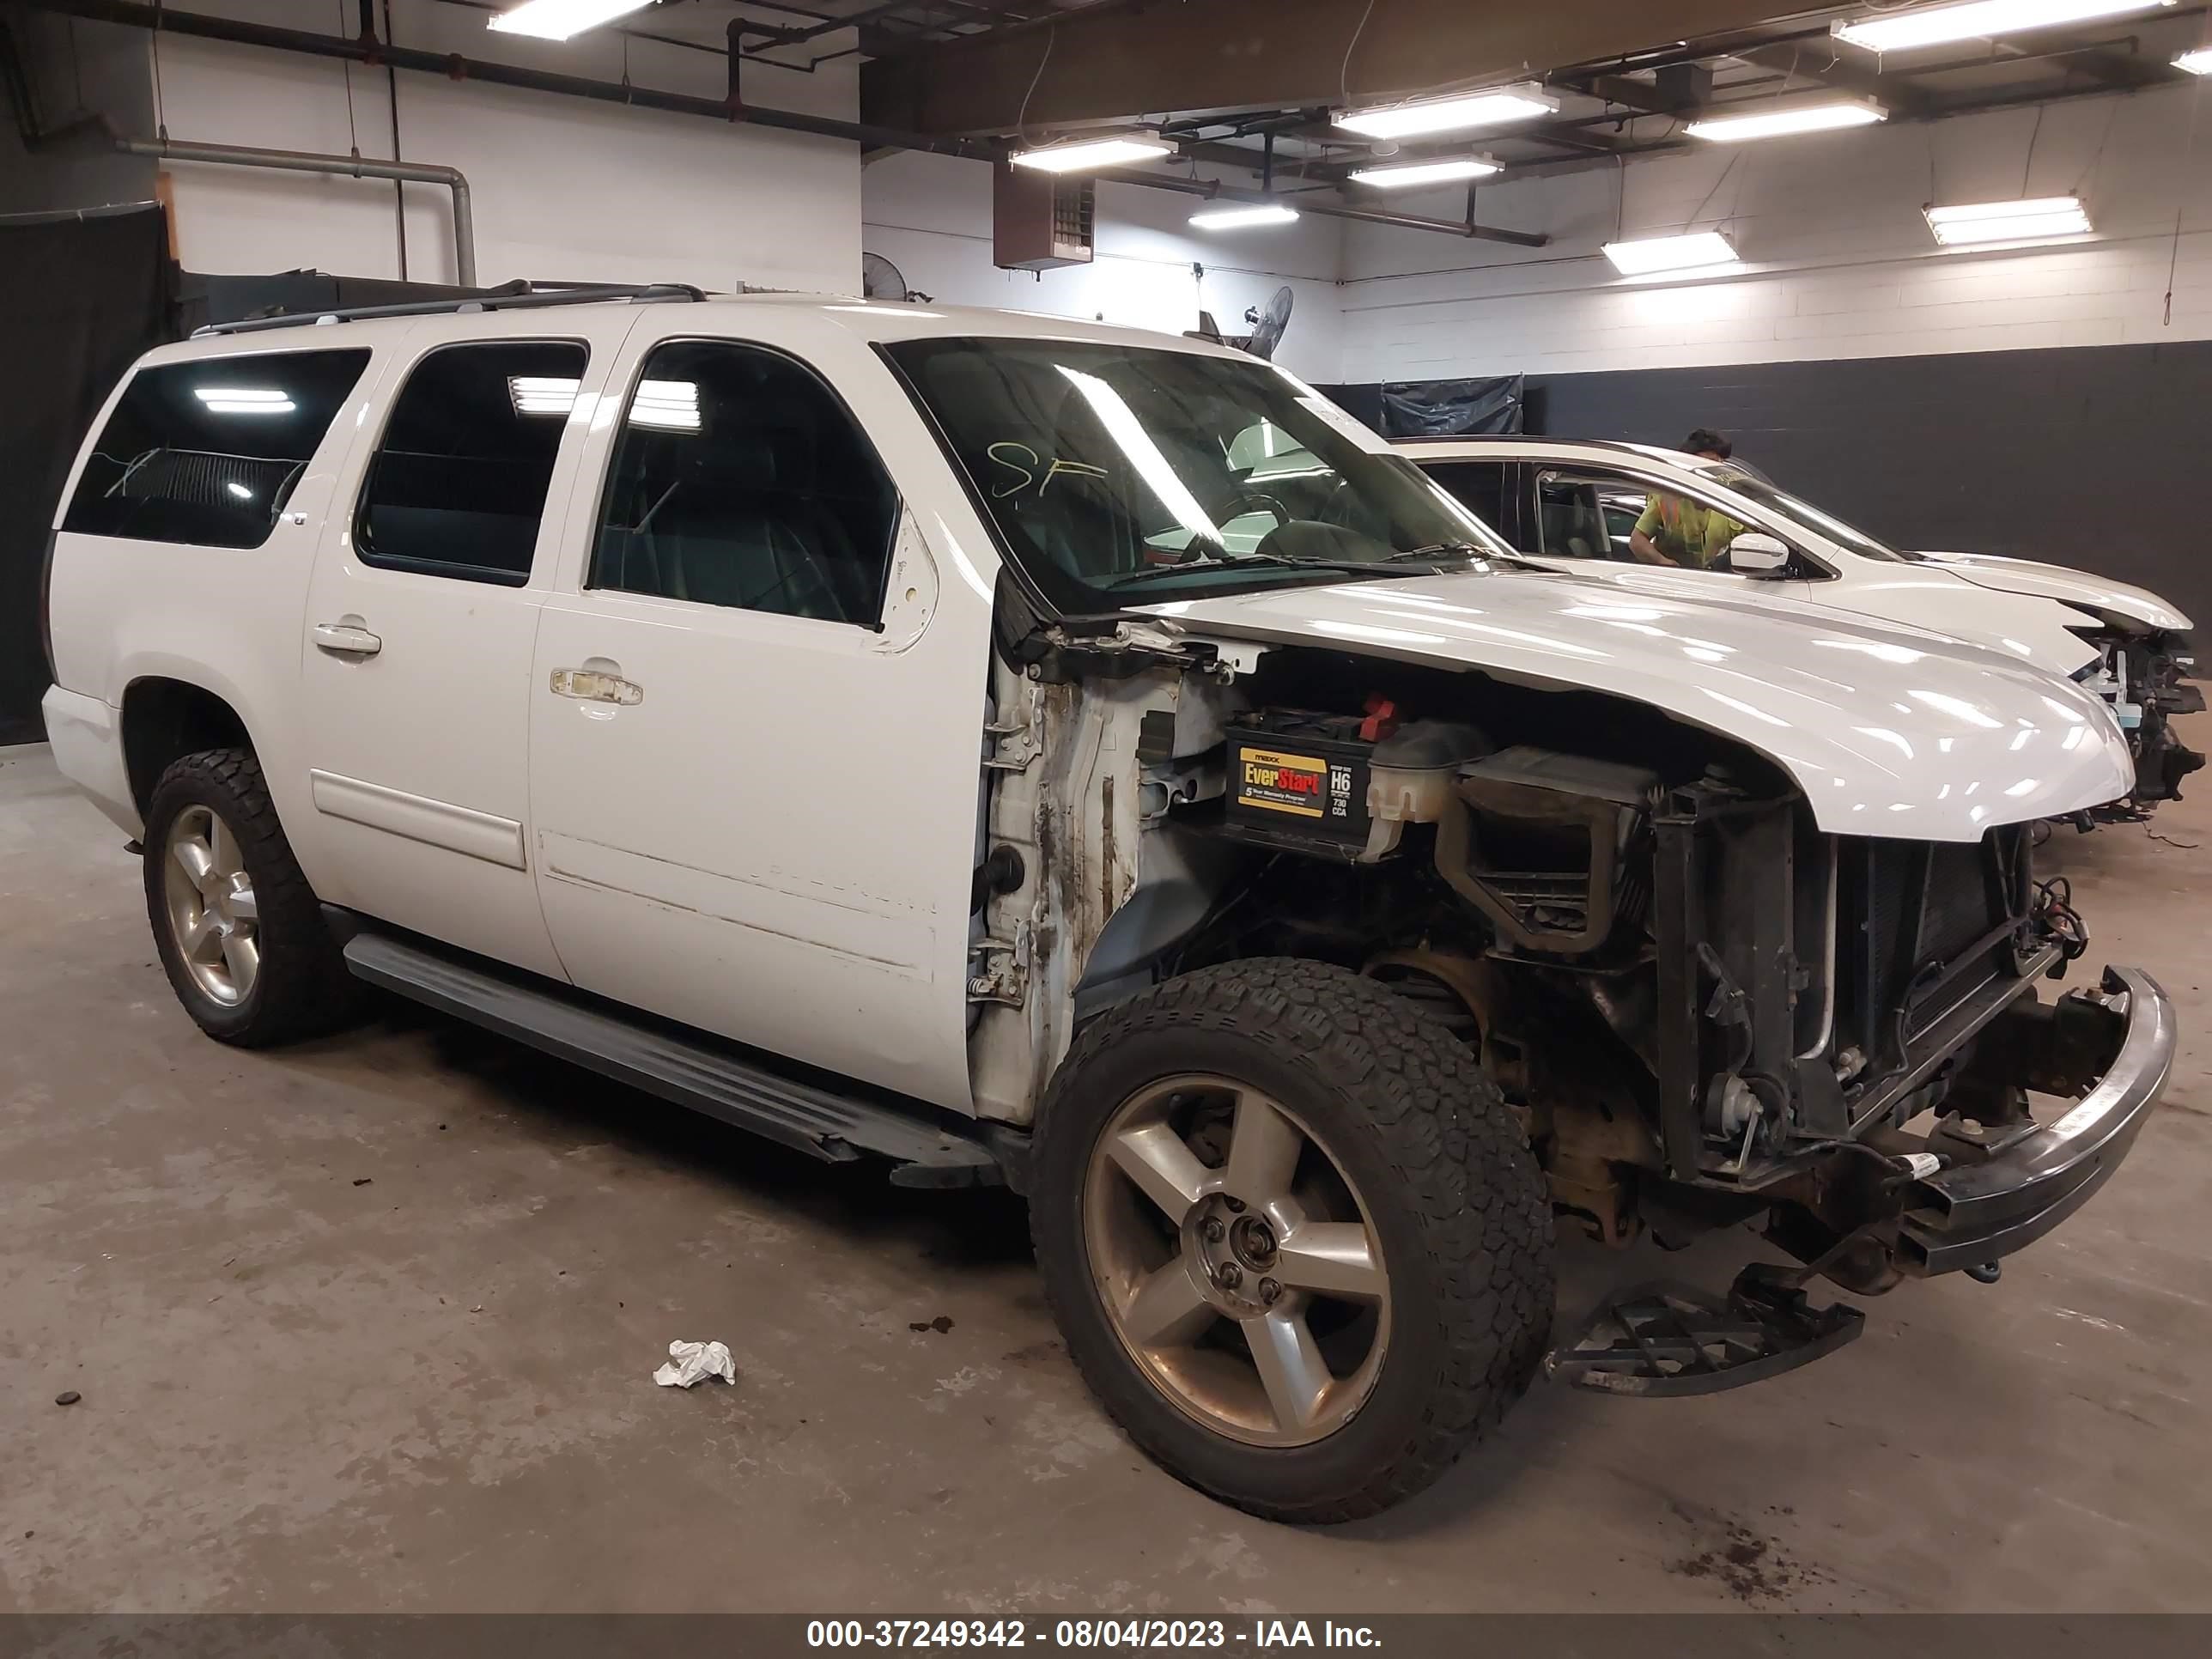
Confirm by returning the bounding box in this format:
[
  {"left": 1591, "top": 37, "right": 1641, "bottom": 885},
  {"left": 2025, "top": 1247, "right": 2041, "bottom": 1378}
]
[
  {"left": 0, "top": 204, "right": 171, "bottom": 744},
  {"left": 1380, "top": 374, "right": 1524, "bottom": 437}
]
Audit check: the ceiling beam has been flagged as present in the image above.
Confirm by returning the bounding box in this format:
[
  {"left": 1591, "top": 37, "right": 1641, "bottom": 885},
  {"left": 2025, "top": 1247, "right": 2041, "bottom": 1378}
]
[
  {"left": 861, "top": 0, "right": 1834, "bottom": 136},
  {"left": 1729, "top": 40, "right": 1937, "bottom": 117}
]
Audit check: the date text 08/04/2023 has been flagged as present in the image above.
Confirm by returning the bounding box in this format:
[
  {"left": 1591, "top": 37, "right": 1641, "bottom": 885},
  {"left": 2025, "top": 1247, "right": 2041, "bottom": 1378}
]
[{"left": 806, "top": 1620, "right": 1383, "bottom": 1649}]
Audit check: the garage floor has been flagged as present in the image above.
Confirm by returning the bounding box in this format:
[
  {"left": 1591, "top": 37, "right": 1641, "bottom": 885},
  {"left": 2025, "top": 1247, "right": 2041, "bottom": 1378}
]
[{"left": 3, "top": 722, "right": 2209, "bottom": 1614}]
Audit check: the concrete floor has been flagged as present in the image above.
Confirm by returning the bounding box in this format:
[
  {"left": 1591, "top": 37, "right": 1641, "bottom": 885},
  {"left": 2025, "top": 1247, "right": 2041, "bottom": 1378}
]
[{"left": 3, "top": 723, "right": 2209, "bottom": 1614}]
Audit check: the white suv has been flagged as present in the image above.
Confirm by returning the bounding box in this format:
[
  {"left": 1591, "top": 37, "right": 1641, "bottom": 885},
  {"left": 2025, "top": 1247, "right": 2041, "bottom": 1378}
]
[
  {"left": 1401, "top": 435, "right": 2203, "bottom": 817},
  {"left": 42, "top": 288, "right": 2174, "bottom": 1522}
]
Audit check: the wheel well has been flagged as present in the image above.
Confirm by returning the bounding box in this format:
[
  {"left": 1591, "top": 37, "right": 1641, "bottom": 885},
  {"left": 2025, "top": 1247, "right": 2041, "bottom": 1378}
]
[{"left": 122, "top": 679, "right": 252, "bottom": 817}]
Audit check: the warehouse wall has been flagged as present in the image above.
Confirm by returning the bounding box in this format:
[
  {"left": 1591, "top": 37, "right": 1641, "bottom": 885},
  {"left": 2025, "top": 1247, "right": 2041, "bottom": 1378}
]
[
  {"left": 60, "top": 0, "right": 863, "bottom": 294},
  {"left": 862, "top": 149, "right": 1346, "bottom": 384},
  {"left": 1340, "top": 82, "right": 2212, "bottom": 382},
  {"left": 0, "top": 14, "right": 155, "bottom": 216}
]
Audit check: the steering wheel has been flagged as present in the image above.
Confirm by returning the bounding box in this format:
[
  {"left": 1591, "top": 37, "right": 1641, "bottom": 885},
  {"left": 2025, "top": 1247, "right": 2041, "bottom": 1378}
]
[{"left": 1224, "top": 489, "right": 1292, "bottom": 527}]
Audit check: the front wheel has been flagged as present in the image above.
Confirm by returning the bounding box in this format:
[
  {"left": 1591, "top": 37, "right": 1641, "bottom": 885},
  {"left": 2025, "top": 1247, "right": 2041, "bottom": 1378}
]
[{"left": 1030, "top": 958, "right": 1553, "bottom": 1522}]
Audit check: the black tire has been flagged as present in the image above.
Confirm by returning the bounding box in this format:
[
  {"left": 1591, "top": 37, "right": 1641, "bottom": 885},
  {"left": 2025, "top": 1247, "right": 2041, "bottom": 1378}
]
[
  {"left": 143, "top": 746, "right": 356, "bottom": 1047},
  {"left": 1031, "top": 957, "right": 1554, "bottom": 1523}
]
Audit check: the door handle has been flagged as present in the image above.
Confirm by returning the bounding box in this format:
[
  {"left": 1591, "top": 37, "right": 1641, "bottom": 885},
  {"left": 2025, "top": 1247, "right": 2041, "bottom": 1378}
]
[
  {"left": 550, "top": 667, "right": 643, "bottom": 707},
  {"left": 313, "top": 622, "right": 383, "bottom": 657}
]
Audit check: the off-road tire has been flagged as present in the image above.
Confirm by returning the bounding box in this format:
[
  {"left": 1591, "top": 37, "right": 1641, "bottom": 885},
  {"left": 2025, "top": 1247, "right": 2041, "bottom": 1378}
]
[
  {"left": 143, "top": 747, "right": 356, "bottom": 1047},
  {"left": 1031, "top": 957, "right": 1554, "bottom": 1523}
]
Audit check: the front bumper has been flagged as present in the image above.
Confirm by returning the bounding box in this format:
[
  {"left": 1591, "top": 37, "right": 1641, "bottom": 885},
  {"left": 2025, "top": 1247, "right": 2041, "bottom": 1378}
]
[{"left": 1898, "top": 966, "right": 2174, "bottom": 1275}]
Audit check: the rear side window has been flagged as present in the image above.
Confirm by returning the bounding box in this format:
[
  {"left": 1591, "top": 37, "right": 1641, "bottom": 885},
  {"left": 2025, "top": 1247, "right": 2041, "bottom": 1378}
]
[
  {"left": 62, "top": 349, "right": 371, "bottom": 549},
  {"left": 356, "top": 340, "right": 587, "bottom": 586}
]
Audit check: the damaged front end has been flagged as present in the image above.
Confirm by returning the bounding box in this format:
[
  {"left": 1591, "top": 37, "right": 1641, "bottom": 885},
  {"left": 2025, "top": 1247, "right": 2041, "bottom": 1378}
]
[{"left": 2075, "top": 629, "right": 2204, "bottom": 819}]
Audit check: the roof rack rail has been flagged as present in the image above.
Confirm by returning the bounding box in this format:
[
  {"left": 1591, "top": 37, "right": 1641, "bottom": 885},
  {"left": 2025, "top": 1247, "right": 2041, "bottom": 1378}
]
[{"left": 192, "top": 283, "right": 708, "bottom": 338}]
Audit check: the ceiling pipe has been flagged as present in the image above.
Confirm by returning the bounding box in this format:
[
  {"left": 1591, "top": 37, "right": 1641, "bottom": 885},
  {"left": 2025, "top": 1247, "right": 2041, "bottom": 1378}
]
[
  {"left": 24, "top": 0, "right": 996, "bottom": 158},
  {"left": 118, "top": 136, "right": 477, "bottom": 285},
  {"left": 1102, "top": 169, "right": 1549, "bottom": 247}
]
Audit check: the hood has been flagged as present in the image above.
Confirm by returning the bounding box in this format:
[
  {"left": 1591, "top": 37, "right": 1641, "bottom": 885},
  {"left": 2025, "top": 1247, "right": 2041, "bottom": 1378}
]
[
  {"left": 1140, "top": 568, "right": 2132, "bottom": 842},
  {"left": 1911, "top": 550, "right": 2193, "bottom": 634},
  {"left": 1531, "top": 559, "right": 2103, "bottom": 679}
]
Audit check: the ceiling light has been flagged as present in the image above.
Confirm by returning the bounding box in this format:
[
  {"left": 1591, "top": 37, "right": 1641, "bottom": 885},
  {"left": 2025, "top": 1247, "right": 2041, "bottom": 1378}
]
[
  {"left": 1347, "top": 157, "right": 1502, "bottom": 189},
  {"left": 1188, "top": 204, "right": 1300, "bottom": 229},
  {"left": 1009, "top": 136, "right": 1172, "bottom": 173},
  {"left": 1834, "top": 1, "right": 2174, "bottom": 55},
  {"left": 1924, "top": 195, "right": 2093, "bottom": 246},
  {"left": 487, "top": 0, "right": 656, "bottom": 41},
  {"left": 2176, "top": 46, "right": 2212, "bottom": 73},
  {"left": 629, "top": 380, "right": 702, "bottom": 431},
  {"left": 193, "top": 386, "right": 295, "bottom": 415},
  {"left": 509, "top": 375, "right": 580, "bottom": 416},
  {"left": 1601, "top": 230, "right": 1743, "bottom": 276},
  {"left": 1336, "top": 84, "right": 1558, "bottom": 140},
  {"left": 1686, "top": 97, "right": 1887, "bottom": 143}
]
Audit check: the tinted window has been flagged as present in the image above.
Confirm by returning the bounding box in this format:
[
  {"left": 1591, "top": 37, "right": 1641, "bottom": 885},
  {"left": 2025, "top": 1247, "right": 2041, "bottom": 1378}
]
[
  {"left": 591, "top": 340, "right": 899, "bottom": 627},
  {"left": 356, "top": 341, "right": 586, "bottom": 586},
  {"left": 1537, "top": 476, "right": 1607, "bottom": 560},
  {"left": 1421, "top": 460, "right": 1510, "bottom": 538},
  {"left": 63, "top": 349, "right": 370, "bottom": 549}
]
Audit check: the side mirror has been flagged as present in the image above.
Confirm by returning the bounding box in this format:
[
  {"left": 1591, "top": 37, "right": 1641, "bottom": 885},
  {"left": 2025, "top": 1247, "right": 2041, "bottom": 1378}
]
[{"left": 1727, "top": 531, "right": 1790, "bottom": 575}]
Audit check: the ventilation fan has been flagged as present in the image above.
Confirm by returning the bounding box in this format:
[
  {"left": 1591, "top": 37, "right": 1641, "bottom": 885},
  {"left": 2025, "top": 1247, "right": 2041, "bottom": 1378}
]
[
  {"left": 862, "top": 252, "right": 933, "bottom": 304},
  {"left": 1188, "top": 285, "right": 1295, "bottom": 360}
]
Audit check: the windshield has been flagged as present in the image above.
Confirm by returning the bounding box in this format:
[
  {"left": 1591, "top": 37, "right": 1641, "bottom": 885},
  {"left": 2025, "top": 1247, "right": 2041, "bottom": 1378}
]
[
  {"left": 1691, "top": 460, "right": 1922, "bottom": 563},
  {"left": 884, "top": 337, "right": 1510, "bottom": 612}
]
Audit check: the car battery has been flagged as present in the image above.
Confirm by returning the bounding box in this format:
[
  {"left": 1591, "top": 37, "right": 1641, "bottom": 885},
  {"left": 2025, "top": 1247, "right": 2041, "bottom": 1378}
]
[{"left": 1224, "top": 709, "right": 1376, "bottom": 856}]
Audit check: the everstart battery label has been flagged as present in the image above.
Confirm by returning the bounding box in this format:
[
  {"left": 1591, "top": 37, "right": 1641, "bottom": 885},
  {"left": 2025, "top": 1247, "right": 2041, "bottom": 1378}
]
[{"left": 1237, "top": 746, "right": 1358, "bottom": 827}]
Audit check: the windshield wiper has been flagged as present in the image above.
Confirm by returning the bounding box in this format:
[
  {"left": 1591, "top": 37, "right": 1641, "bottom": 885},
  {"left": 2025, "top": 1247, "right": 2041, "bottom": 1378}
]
[
  {"left": 1384, "top": 542, "right": 1486, "bottom": 563},
  {"left": 1099, "top": 550, "right": 1425, "bottom": 590}
]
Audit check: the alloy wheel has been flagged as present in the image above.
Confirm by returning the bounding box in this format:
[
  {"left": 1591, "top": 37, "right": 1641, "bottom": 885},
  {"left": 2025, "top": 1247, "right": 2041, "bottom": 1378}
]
[{"left": 161, "top": 803, "right": 261, "bottom": 1007}]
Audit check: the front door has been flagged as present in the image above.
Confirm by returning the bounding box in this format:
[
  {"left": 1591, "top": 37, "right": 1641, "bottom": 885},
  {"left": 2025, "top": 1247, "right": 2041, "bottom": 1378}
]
[
  {"left": 526, "top": 318, "right": 988, "bottom": 1112},
  {"left": 299, "top": 317, "right": 623, "bottom": 977}
]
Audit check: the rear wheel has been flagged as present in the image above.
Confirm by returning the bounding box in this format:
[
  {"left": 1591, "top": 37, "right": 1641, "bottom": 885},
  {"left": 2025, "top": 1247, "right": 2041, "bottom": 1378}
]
[
  {"left": 144, "top": 748, "right": 355, "bottom": 1047},
  {"left": 1031, "top": 957, "right": 1553, "bottom": 1522}
]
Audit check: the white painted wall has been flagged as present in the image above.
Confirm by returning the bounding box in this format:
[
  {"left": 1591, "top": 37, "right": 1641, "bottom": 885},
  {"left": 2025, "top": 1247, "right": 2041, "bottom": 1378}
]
[
  {"left": 1340, "top": 82, "right": 2212, "bottom": 383},
  {"left": 862, "top": 149, "right": 1346, "bottom": 383},
  {"left": 105, "top": 0, "right": 861, "bottom": 293}
]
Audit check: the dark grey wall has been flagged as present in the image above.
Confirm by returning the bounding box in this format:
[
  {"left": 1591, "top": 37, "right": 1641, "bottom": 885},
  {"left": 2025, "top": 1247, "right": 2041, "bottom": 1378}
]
[{"left": 1332, "top": 340, "right": 2212, "bottom": 638}]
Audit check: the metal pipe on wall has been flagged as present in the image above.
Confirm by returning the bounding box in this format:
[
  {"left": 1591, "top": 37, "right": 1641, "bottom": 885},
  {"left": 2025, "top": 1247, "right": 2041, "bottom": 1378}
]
[
  {"left": 118, "top": 136, "right": 477, "bottom": 285},
  {"left": 1099, "top": 169, "right": 1548, "bottom": 248},
  {"left": 26, "top": 0, "right": 996, "bottom": 158}
]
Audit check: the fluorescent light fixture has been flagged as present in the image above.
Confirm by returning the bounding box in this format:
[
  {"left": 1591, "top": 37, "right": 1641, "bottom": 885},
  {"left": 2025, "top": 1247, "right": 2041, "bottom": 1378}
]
[
  {"left": 1188, "top": 204, "right": 1300, "bottom": 229},
  {"left": 487, "top": 0, "right": 655, "bottom": 41},
  {"left": 1009, "top": 136, "right": 1171, "bottom": 173},
  {"left": 2176, "top": 46, "right": 2212, "bottom": 73},
  {"left": 1346, "top": 156, "right": 1502, "bottom": 189},
  {"left": 629, "top": 379, "right": 701, "bottom": 431},
  {"left": 1601, "top": 230, "right": 1742, "bottom": 276},
  {"left": 193, "top": 386, "right": 295, "bottom": 415},
  {"left": 509, "top": 374, "right": 580, "bottom": 416},
  {"left": 1686, "top": 97, "right": 1887, "bottom": 143},
  {"left": 1924, "top": 194, "right": 2093, "bottom": 246},
  {"left": 1834, "top": 1, "right": 2174, "bottom": 54},
  {"left": 225, "top": 480, "right": 254, "bottom": 500},
  {"left": 1336, "top": 83, "right": 1557, "bottom": 140}
]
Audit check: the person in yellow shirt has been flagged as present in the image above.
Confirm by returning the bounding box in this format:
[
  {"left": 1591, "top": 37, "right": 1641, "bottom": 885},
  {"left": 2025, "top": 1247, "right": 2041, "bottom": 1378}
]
[{"left": 1630, "top": 429, "right": 1746, "bottom": 568}]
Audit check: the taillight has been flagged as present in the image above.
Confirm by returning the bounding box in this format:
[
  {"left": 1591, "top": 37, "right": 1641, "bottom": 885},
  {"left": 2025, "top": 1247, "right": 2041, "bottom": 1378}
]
[{"left": 39, "top": 529, "right": 58, "bottom": 684}]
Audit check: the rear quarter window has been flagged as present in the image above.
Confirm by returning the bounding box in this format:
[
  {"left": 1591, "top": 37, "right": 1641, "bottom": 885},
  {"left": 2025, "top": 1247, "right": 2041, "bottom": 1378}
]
[{"left": 61, "top": 349, "right": 371, "bottom": 550}]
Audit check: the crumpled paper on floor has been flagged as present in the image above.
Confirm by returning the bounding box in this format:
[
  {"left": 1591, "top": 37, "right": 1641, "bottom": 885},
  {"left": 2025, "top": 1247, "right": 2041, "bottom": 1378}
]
[{"left": 653, "top": 1339, "right": 737, "bottom": 1389}]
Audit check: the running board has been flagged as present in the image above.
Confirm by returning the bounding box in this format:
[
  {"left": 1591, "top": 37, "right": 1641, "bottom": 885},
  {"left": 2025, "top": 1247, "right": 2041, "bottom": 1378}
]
[{"left": 342, "top": 933, "right": 1004, "bottom": 1187}]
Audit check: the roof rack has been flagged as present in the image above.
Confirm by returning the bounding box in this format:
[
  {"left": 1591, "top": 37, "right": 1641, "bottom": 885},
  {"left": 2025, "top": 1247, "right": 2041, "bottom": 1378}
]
[{"left": 192, "top": 283, "right": 708, "bottom": 338}]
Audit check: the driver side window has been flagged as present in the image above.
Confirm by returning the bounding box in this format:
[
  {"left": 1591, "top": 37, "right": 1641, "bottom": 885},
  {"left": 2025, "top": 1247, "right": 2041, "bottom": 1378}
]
[{"left": 1582, "top": 468, "right": 1753, "bottom": 573}]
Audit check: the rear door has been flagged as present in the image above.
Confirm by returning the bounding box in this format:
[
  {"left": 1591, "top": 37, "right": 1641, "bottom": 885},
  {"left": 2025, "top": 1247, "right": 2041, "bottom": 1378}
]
[
  {"left": 526, "top": 311, "right": 988, "bottom": 1111},
  {"left": 298, "top": 313, "right": 629, "bottom": 976}
]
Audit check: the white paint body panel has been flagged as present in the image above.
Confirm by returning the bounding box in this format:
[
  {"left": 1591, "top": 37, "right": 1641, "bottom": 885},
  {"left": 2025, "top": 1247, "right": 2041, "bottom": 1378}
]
[
  {"left": 1145, "top": 568, "right": 2133, "bottom": 841},
  {"left": 1911, "top": 549, "right": 2192, "bottom": 633},
  {"left": 1397, "top": 438, "right": 2198, "bottom": 680},
  {"left": 524, "top": 306, "right": 1000, "bottom": 1113}
]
